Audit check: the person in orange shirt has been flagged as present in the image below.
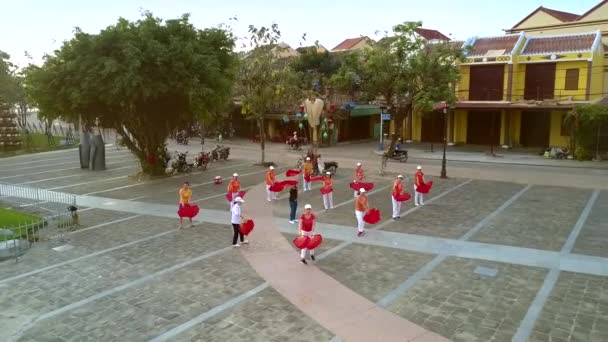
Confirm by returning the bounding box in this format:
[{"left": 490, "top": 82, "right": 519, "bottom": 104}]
[
  {"left": 355, "top": 188, "right": 369, "bottom": 237},
  {"left": 353, "top": 162, "right": 364, "bottom": 197},
  {"left": 178, "top": 181, "right": 193, "bottom": 229},
  {"left": 265, "top": 166, "right": 277, "bottom": 202},
  {"left": 227, "top": 173, "right": 240, "bottom": 209},
  {"left": 414, "top": 165, "right": 425, "bottom": 206},
  {"left": 302, "top": 157, "right": 313, "bottom": 191},
  {"left": 392, "top": 174, "right": 404, "bottom": 220},
  {"left": 322, "top": 171, "right": 334, "bottom": 210}
]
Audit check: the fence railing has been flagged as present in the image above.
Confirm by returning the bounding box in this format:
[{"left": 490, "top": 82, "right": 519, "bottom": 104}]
[{"left": 0, "top": 182, "right": 78, "bottom": 262}]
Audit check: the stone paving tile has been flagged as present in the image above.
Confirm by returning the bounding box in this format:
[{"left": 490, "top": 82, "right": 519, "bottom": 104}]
[
  {"left": 18, "top": 251, "right": 264, "bottom": 342},
  {"left": 532, "top": 272, "right": 608, "bottom": 342},
  {"left": 318, "top": 243, "right": 435, "bottom": 302},
  {"left": 472, "top": 186, "right": 591, "bottom": 251},
  {"left": 387, "top": 257, "right": 547, "bottom": 342},
  {"left": 572, "top": 190, "right": 608, "bottom": 258},
  {"left": 0, "top": 222, "right": 229, "bottom": 317},
  {"left": 172, "top": 287, "right": 334, "bottom": 342},
  {"left": 381, "top": 180, "right": 525, "bottom": 239},
  {"left": 0, "top": 209, "right": 138, "bottom": 279}
]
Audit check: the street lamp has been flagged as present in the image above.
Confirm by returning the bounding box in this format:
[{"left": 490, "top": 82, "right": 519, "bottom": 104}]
[
  {"left": 378, "top": 106, "right": 387, "bottom": 151},
  {"left": 439, "top": 101, "right": 449, "bottom": 179}
]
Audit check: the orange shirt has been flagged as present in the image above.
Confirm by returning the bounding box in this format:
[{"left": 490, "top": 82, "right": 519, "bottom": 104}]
[
  {"left": 323, "top": 177, "right": 333, "bottom": 187},
  {"left": 355, "top": 194, "right": 368, "bottom": 211},
  {"left": 265, "top": 171, "right": 275, "bottom": 185},
  {"left": 392, "top": 179, "right": 403, "bottom": 195},
  {"left": 354, "top": 168, "right": 364, "bottom": 182},
  {"left": 415, "top": 171, "right": 424, "bottom": 186},
  {"left": 303, "top": 162, "right": 313, "bottom": 175},
  {"left": 227, "top": 179, "right": 240, "bottom": 193},
  {"left": 179, "top": 188, "right": 192, "bottom": 205}
]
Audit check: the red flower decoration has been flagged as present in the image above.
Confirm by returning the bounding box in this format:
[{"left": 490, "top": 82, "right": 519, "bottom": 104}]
[
  {"left": 416, "top": 181, "right": 433, "bottom": 194},
  {"left": 349, "top": 182, "right": 374, "bottom": 192},
  {"left": 286, "top": 169, "right": 301, "bottom": 177},
  {"left": 239, "top": 219, "right": 255, "bottom": 235},
  {"left": 293, "top": 236, "right": 310, "bottom": 249},
  {"left": 226, "top": 191, "right": 247, "bottom": 202},
  {"left": 393, "top": 193, "right": 411, "bottom": 202},
  {"left": 306, "top": 234, "right": 323, "bottom": 250},
  {"left": 363, "top": 208, "right": 381, "bottom": 224},
  {"left": 177, "top": 204, "right": 200, "bottom": 218}
]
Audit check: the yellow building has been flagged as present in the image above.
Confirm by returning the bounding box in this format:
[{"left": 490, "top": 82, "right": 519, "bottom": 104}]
[{"left": 404, "top": 1, "right": 608, "bottom": 149}]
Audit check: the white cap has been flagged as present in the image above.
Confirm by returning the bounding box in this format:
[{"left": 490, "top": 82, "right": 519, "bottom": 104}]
[
  {"left": 215, "top": 176, "right": 221, "bottom": 179},
  {"left": 304, "top": 204, "right": 312, "bottom": 209},
  {"left": 397, "top": 174, "right": 403, "bottom": 178},
  {"left": 269, "top": 166, "right": 275, "bottom": 170},
  {"left": 416, "top": 165, "right": 422, "bottom": 170},
  {"left": 326, "top": 171, "right": 331, "bottom": 175},
  {"left": 306, "top": 157, "right": 310, "bottom": 160},
  {"left": 359, "top": 188, "right": 366, "bottom": 193},
  {"left": 233, "top": 173, "right": 238, "bottom": 177},
  {"left": 235, "top": 197, "right": 244, "bottom": 203},
  {"left": 356, "top": 162, "right": 361, "bottom": 167}
]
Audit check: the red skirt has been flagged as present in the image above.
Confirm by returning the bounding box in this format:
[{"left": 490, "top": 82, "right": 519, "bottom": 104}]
[
  {"left": 349, "top": 182, "right": 374, "bottom": 192},
  {"left": 363, "top": 208, "right": 381, "bottom": 224},
  {"left": 416, "top": 181, "right": 433, "bottom": 194},
  {"left": 177, "top": 204, "right": 200, "bottom": 218},
  {"left": 286, "top": 169, "right": 301, "bottom": 177},
  {"left": 239, "top": 219, "right": 255, "bottom": 235},
  {"left": 393, "top": 193, "right": 411, "bottom": 202},
  {"left": 226, "top": 191, "right": 247, "bottom": 202}
]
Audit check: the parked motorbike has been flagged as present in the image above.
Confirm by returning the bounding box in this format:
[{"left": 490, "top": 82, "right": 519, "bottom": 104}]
[
  {"left": 193, "top": 151, "right": 211, "bottom": 170},
  {"left": 171, "top": 151, "right": 193, "bottom": 174},
  {"left": 211, "top": 145, "right": 230, "bottom": 161},
  {"left": 176, "top": 131, "right": 189, "bottom": 145},
  {"left": 385, "top": 148, "right": 409, "bottom": 163}
]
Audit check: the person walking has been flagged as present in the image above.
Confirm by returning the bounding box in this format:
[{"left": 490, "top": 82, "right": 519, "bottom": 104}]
[
  {"left": 265, "top": 166, "right": 277, "bottom": 202},
  {"left": 298, "top": 204, "right": 316, "bottom": 265},
  {"left": 302, "top": 157, "right": 313, "bottom": 191},
  {"left": 355, "top": 188, "right": 368, "bottom": 237},
  {"left": 414, "top": 165, "right": 425, "bottom": 206},
  {"left": 353, "top": 162, "right": 364, "bottom": 197},
  {"left": 322, "top": 171, "right": 334, "bottom": 210},
  {"left": 178, "top": 181, "right": 193, "bottom": 229},
  {"left": 230, "top": 197, "right": 249, "bottom": 247},
  {"left": 392, "top": 175, "right": 404, "bottom": 220},
  {"left": 289, "top": 185, "right": 298, "bottom": 224},
  {"left": 227, "top": 173, "right": 240, "bottom": 209}
]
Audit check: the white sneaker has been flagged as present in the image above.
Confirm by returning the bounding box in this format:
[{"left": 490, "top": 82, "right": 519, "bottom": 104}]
[
  {"left": 289, "top": 220, "right": 295, "bottom": 224},
  {"left": 232, "top": 243, "right": 240, "bottom": 247},
  {"left": 242, "top": 240, "right": 249, "bottom": 244}
]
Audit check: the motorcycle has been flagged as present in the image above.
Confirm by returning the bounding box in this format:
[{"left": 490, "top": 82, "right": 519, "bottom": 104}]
[
  {"left": 171, "top": 151, "right": 193, "bottom": 174},
  {"left": 211, "top": 145, "right": 230, "bottom": 161},
  {"left": 322, "top": 161, "right": 339, "bottom": 175},
  {"left": 384, "top": 148, "right": 409, "bottom": 163},
  {"left": 193, "top": 151, "right": 211, "bottom": 170},
  {"left": 176, "top": 131, "right": 189, "bottom": 145}
]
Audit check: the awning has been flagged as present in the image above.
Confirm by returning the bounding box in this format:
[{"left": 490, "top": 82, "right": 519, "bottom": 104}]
[{"left": 350, "top": 105, "right": 382, "bottom": 117}]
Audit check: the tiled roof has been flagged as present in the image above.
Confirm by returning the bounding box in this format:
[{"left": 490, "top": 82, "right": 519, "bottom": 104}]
[
  {"left": 415, "top": 28, "right": 450, "bottom": 41},
  {"left": 520, "top": 33, "right": 596, "bottom": 55},
  {"left": 468, "top": 35, "right": 520, "bottom": 56},
  {"left": 542, "top": 7, "right": 580, "bottom": 22},
  {"left": 449, "top": 40, "right": 465, "bottom": 49},
  {"left": 331, "top": 37, "right": 370, "bottom": 51}
]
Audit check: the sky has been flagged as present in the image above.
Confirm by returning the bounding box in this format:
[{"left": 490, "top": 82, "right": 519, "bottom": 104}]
[{"left": 0, "top": 0, "right": 602, "bottom": 68}]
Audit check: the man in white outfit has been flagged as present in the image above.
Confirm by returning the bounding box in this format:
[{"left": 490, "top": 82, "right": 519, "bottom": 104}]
[
  {"left": 391, "top": 175, "right": 404, "bottom": 220},
  {"left": 414, "top": 165, "right": 425, "bottom": 206}
]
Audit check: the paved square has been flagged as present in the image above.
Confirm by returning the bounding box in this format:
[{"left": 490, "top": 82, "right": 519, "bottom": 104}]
[{"left": 1, "top": 145, "right": 608, "bottom": 342}]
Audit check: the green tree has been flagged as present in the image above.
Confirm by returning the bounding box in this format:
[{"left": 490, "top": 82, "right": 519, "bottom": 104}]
[
  {"left": 291, "top": 45, "right": 338, "bottom": 93},
  {"left": 237, "top": 24, "right": 302, "bottom": 163},
  {"left": 25, "top": 13, "right": 237, "bottom": 175},
  {"left": 566, "top": 104, "right": 608, "bottom": 160}
]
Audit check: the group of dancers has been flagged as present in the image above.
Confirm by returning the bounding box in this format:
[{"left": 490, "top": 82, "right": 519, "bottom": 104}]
[{"left": 178, "top": 160, "right": 428, "bottom": 263}]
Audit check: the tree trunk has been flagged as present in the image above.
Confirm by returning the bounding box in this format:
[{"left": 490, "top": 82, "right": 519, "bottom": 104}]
[
  {"left": 117, "top": 128, "right": 166, "bottom": 176},
  {"left": 258, "top": 117, "right": 266, "bottom": 163},
  {"left": 380, "top": 106, "right": 407, "bottom": 174}
]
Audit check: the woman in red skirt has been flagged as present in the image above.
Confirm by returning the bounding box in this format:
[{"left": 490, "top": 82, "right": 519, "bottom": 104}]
[{"left": 298, "top": 204, "right": 316, "bottom": 265}]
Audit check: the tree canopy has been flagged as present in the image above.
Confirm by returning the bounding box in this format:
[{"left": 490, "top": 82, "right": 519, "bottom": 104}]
[{"left": 25, "top": 12, "right": 237, "bottom": 174}]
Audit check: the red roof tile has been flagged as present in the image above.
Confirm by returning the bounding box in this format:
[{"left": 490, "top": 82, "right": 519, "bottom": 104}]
[
  {"left": 521, "top": 33, "right": 596, "bottom": 55},
  {"left": 331, "top": 37, "right": 370, "bottom": 51},
  {"left": 542, "top": 7, "right": 580, "bottom": 22},
  {"left": 468, "top": 35, "right": 520, "bottom": 56},
  {"left": 415, "top": 28, "right": 450, "bottom": 41}
]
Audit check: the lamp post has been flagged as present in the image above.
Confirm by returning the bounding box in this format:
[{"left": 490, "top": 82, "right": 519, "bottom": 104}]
[
  {"left": 440, "top": 101, "right": 449, "bottom": 179},
  {"left": 378, "top": 106, "right": 386, "bottom": 151}
]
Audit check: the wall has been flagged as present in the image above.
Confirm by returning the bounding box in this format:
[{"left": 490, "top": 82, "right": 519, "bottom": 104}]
[
  {"left": 511, "top": 63, "right": 526, "bottom": 101},
  {"left": 554, "top": 60, "right": 590, "bottom": 101},
  {"left": 513, "top": 11, "right": 563, "bottom": 30},
  {"left": 412, "top": 113, "right": 422, "bottom": 142},
  {"left": 457, "top": 65, "right": 470, "bottom": 100},
  {"left": 510, "top": 110, "right": 522, "bottom": 146},
  {"left": 591, "top": 47, "right": 605, "bottom": 101},
  {"left": 549, "top": 111, "right": 569, "bottom": 147},
  {"left": 453, "top": 110, "right": 467, "bottom": 143},
  {"left": 578, "top": 3, "right": 608, "bottom": 22}
]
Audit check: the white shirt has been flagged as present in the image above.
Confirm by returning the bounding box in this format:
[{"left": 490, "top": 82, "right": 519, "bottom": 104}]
[{"left": 231, "top": 204, "right": 241, "bottom": 224}]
